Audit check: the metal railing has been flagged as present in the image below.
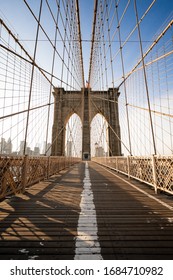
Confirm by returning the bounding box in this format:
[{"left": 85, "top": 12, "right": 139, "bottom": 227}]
[
  {"left": 92, "top": 156, "right": 173, "bottom": 195},
  {"left": 0, "top": 156, "right": 81, "bottom": 199}
]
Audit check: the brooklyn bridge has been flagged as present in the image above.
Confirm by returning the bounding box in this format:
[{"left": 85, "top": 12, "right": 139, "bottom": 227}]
[{"left": 0, "top": 0, "right": 173, "bottom": 260}]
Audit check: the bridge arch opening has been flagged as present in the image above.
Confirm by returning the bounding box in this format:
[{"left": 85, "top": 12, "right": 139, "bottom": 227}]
[
  {"left": 90, "top": 113, "right": 109, "bottom": 157},
  {"left": 65, "top": 113, "right": 82, "bottom": 157}
]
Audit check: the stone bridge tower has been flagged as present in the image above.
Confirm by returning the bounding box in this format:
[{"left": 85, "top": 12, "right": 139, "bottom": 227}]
[{"left": 51, "top": 87, "right": 121, "bottom": 159}]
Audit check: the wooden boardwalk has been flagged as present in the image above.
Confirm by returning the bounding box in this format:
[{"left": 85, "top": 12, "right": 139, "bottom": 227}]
[{"left": 0, "top": 161, "right": 173, "bottom": 260}]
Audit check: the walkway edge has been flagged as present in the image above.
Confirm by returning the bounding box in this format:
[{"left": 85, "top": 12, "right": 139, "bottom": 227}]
[{"left": 98, "top": 164, "right": 173, "bottom": 211}]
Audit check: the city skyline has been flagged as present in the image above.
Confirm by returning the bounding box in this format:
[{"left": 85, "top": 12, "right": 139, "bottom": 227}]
[{"left": 0, "top": 137, "right": 51, "bottom": 156}]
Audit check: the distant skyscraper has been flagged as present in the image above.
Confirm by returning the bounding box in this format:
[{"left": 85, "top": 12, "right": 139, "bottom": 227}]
[
  {"left": 19, "top": 141, "right": 27, "bottom": 155},
  {"left": 6, "top": 138, "right": 12, "bottom": 154},
  {"left": 67, "top": 141, "right": 72, "bottom": 156},
  {"left": 95, "top": 142, "right": 104, "bottom": 157},
  {"left": 0, "top": 138, "right": 6, "bottom": 154},
  {"left": 34, "top": 146, "right": 40, "bottom": 156},
  {"left": 0, "top": 138, "right": 12, "bottom": 154}
]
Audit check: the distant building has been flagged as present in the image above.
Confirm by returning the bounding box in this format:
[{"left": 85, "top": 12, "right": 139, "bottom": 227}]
[
  {"left": 26, "top": 147, "right": 32, "bottom": 155},
  {"left": 0, "top": 137, "right": 12, "bottom": 154},
  {"left": 66, "top": 141, "right": 72, "bottom": 156},
  {"left": 5, "top": 138, "right": 12, "bottom": 154},
  {"left": 19, "top": 141, "right": 26, "bottom": 155},
  {"left": 34, "top": 146, "right": 40, "bottom": 156},
  {"left": 95, "top": 142, "right": 105, "bottom": 157},
  {"left": 0, "top": 138, "right": 6, "bottom": 154}
]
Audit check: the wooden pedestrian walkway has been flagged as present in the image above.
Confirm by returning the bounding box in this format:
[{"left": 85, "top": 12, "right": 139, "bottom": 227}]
[{"left": 0, "top": 162, "right": 173, "bottom": 260}]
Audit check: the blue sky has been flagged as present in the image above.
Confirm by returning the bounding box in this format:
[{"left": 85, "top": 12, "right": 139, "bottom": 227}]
[
  {"left": 0, "top": 0, "right": 94, "bottom": 81},
  {"left": 0, "top": 0, "right": 173, "bottom": 81},
  {"left": 0, "top": 0, "right": 173, "bottom": 155}
]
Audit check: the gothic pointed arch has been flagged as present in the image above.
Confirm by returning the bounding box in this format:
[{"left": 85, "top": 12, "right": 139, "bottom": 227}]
[
  {"left": 65, "top": 113, "right": 82, "bottom": 157},
  {"left": 90, "top": 113, "right": 109, "bottom": 157},
  {"left": 52, "top": 87, "right": 121, "bottom": 157}
]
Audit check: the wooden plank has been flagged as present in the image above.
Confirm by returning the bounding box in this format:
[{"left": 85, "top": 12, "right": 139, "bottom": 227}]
[{"left": 1, "top": 162, "right": 173, "bottom": 260}]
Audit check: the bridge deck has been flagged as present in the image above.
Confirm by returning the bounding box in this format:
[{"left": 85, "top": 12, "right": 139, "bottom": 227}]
[{"left": 0, "top": 162, "right": 173, "bottom": 260}]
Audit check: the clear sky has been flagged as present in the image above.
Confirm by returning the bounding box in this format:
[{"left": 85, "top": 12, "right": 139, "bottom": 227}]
[
  {"left": 0, "top": 0, "right": 173, "bottom": 81},
  {"left": 0, "top": 0, "right": 94, "bottom": 81},
  {"left": 0, "top": 0, "right": 173, "bottom": 156}
]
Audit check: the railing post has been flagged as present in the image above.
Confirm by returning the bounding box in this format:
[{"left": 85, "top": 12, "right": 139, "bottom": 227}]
[
  {"left": 152, "top": 154, "right": 158, "bottom": 194},
  {"left": 127, "top": 156, "right": 130, "bottom": 179},
  {"left": 68, "top": 157, "right": 71, "bottom": 168},
  {"left": 47, "top": 156, "right": 50, "bottom": 179},
  {"left": 116, "top": 157, "right": 118, "bottom": 171},
  {"left": 22, "top": 155, "right": 28, "bottom": 192}
]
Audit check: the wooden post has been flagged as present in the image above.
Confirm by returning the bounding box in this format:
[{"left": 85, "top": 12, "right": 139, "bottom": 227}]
[
  {"left": 22, "top": 155, "right": 28, "bottom": 192},
  {"left": 127, "top": 156, "right": 130, "bottom": 179},
  {"left": 116, "top": 157, "right": 118, "bottom": 171},
  {"left": 152, "top": 155, "right": 158, "bottom": 194},
  {"left": 47, "top": 156, "right": 50, "bottom": 179}
]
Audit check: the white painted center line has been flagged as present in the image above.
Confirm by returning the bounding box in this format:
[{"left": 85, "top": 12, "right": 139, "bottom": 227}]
[{"left": 74, "top": 162, "right": 103, "bottom": 260}]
